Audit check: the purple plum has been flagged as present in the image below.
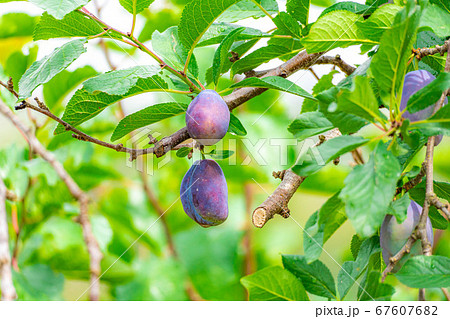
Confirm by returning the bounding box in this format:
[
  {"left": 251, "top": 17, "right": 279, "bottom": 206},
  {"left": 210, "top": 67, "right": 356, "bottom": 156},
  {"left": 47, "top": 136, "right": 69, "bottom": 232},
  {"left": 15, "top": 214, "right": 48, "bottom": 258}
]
[
  {"left": 380, "top": 200, "right": 433, "bottom": 272},
  {"left": 400, "top": 70, "right": 445, "bottom": 145},
  {"left": 180, "top": 159, "right": 228, "bottom": 227},
  {"left": 186, "top": 89, "right": 230, "bottom": 146}
]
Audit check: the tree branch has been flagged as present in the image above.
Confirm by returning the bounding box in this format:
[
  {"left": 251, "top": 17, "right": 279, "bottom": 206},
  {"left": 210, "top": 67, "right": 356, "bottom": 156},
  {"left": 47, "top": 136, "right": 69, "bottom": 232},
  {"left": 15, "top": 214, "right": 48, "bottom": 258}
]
[
  {"left": 155, "top": 50, "right": 325, "bottom": 157},
  {"left": 5, "top": 189, "right": 17, "bottom": 202},
  {"left": 2, "top": 50, "right": 327, "bottom": 161},
  {"left": 252, "top": 128, "right": 341, "bottom": 228},
  {"left": 382, "top": 40, "right": 450, "bottom": 282},
  {"left": 0, "top": 100, "right": 102, "bottom": 301},
  {"left": 430, "top": 196, "right": 450, "bottom": 220},
  {"left": 314, "top": 55, "right": 356, "bottom": 76},
  {"left": 0, "top": 177, "right": 17, "bottom": 301},
  {"left": 395, "top": 164, "right": 426, "bottom": 196},
  {"left": 252, "top": 169, "right": 306, "bottom": 228},
  {"left": 412, "top": 41, "right": 449, "bottom": 60}
]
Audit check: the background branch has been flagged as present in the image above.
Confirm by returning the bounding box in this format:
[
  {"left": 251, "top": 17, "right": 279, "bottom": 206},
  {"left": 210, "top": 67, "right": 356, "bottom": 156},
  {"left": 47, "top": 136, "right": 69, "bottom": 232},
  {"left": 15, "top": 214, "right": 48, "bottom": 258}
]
[
  {"left": 0, "top": 100, "right": 102, "bottom": 301},
  {"left": 0, "top": 177, "right": 17, "bottom": 300}
]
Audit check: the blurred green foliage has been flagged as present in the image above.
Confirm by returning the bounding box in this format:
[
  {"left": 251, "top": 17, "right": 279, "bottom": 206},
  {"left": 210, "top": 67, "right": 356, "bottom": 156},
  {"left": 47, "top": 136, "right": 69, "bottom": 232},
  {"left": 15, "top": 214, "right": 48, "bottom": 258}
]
[{"left": 0, "top": 0, "right": 448, "bottom": 301}]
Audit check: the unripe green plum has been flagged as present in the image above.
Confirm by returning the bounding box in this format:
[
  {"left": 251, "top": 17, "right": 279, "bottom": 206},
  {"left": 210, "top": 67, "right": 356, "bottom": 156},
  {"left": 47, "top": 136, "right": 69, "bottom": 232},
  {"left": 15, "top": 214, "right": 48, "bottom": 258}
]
[
  {"left": 180, "top": 159, "right": 228, "bottom": 227},
  {"left": 380, "top": 200, "right": 433, "bottom": 272},
  {"left": 185, "top": 90, "right": 230, "bottom": 145}
]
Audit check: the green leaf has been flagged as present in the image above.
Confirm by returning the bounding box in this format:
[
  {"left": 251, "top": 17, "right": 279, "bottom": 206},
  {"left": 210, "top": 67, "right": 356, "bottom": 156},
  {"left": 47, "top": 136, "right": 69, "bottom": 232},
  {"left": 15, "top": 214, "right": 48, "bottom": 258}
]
[
  {"left": 292, "top": 135, "right": 369, "bottom": 176},
  {"left": 230, "top": 45, "right": 293, "bottom": 75},
  {"left": 430, "top": 0, "right": 449, "bottom": 13},
  {"left": 319, "top": 1, "right": 370, "bottom": 18},
  {"left": 138, "top": 9, "right": 180, "bottom": 43},
  {"left": 13, "top": 264, "right": 64, "bottom": 300},
  {"left": 178, "top": 0, "right": 242, "bottom": 53},
  {"left": 282, "top": 255, "right": 336, "bottom": 299},
  {"left": 359, "top": 271, "right": 395, "bottom": 301},
  {"left": 5, "top": 47, "right": 38, "bottom": 91},
  {"left": 415, "top": 31, "right": 446, "bottom": 77},
  {"left": 419, "top": 4, "right": 450, "bottom": 38},
  {"left": 175, "top": 228, "right": 244, "bottom": 300},
  {"left": 350, "top": 234, "right": 362, "bottom": 260},
  {"left": 82, "top": 65, "right": 161, "bottom": 95},
  {"left": 267, "top": 30, "right": 303, "bottom": 61},
  {"left": 288, "top": 111, "right": 334, "bottom": 141},
  {"left": 229, "top": 76, "right": 316, "bottom": 100},
  {"left": 301, "top": 11, "right": 376, "bottom": 53},
  {"left": 218, "top": 0, "right": 279, "bottom": 23},
  {"left": 408, "top": 180, "right": 449, "bottom": 230},
  {"left": 33, "top": 11, "right": 109, "bottom": 40},
  {"left": 55, "top": 76, "right": 169, "bottom": 134},
  {"left": 311, "top": 0, "right": 335, "bottom": 7},
  {"left": 152, "top": 26, "right": 199, "bottom": 78},
  {"left": 370, "top": 4, "right": 422, "bottom": 105},
  {"left": 406, "top": 72, "right": 450, "bottom": 113},
  {"left": 29, "top": 0, "right": 89, "bottom": 19},
  {"left": 198, "top": 23, "right": 266, "bottom": 47},
  {"left": 387, "top": 194, "right": 410, "bottom": 223},
  {"left": 337, "top": 236, "right": 381, "bottom": 299},
  {"left": 111, "top": 102, "right": 188, "bottom": 141},
  {"left": 114, "top": 257, "right": 188, "bottom": 300},
  {"left": 228, "top": 113, "right": 247, "bottom": 136},
  {"left": 206, "top": 38, "right": 260, "bottom": 84},
  {"left": 357, "top": 4, "right": 402, "bottom": 42},
  {"left": 176, "top": 147, "right": 191, "bottom": 158},
  {"left": 286, "top": 0, "right": 310, "bottom": 26},
  {"left": 396, "top": 255, "right": 450, "bottom": 288},
  {"left": 340, "top": 142, "right": 401, "bottom": 237},
  {"left": 273, "top": 12, "right": 301, "bottom": 39},
  {"left": 241, "top": 266, "right": 309, "bottom": 301},
  {"left": 301, "top": 70, "right": 338, "bottom": 113},
  {"left": 434, "top": 181, "right": 450, "bottom": 201},
  {"left": 43, "top": 66, "right": 97, "bottom": 107},
  {"left": 337, "top": 76, "right": 383, "bottom": 124},
  {"left": 119, "top": 0, "right": 154, "bottom": 14},
  {"left": 0, "top": 13, "right": 37, "bottom": 39},
  {"left": 18, "top": 39, "right": 87, "bottom": 100},
  {"left": 207, "top": 149, "right": 235, "bottom": 160},
  {"left": 409, "top": 104, "right": 450, "bottom": 136},
  {"left": 212, "top": 27, "right": 245, "bottom": 85},
  {"left": 303, "top": 191, "right": 346, "bottom": 262}
]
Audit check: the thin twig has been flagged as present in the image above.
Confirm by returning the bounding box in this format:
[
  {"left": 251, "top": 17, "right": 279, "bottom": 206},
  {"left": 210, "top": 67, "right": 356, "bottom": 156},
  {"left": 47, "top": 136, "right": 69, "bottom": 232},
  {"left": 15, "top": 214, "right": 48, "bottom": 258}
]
[
  {"left": 0, "top": 100, "right": 102, "bottom": 301},
  {"left": 381, "top": 231, "right": 418, "bottom": 281},
  {"left": 419, "top": 288, "right": 426, "bottom": 301},
  {"left": 309, "top": 68, "right": 320, "bottom": 81},
  {"left": 0, "top": 177, "right": 17, "bottom": 300},
  {"left": 395, "top": 164, "right": 426, "bottom": 196},
  {"left": 442, "top": 288, "right": 450, "bottom": 301},
  {"left": 430, "top": 196, "right": 450, "bottom": 220},
  {"left": 5, "top": 189, "right": 17, "bottom": 202}
]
